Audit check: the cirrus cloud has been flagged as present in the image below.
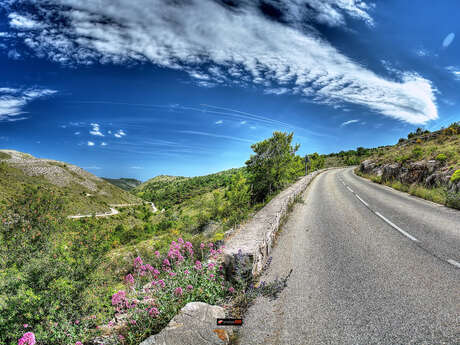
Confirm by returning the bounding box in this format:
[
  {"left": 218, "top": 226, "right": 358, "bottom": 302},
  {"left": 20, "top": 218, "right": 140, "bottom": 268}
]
[{"left": 2, "top": 0, "right": 438, "bottom": 124}]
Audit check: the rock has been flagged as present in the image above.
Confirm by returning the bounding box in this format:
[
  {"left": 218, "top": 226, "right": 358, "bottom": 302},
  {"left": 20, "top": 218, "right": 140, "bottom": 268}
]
[
  {"left": 382, "top": 163, "right": 401, "bottom": 182},
  {"left": 360, "top": 160, "right": 376, "bottom": 174},
  {"left": 139, "top": 302, "right": 232, "bottom": 345}
]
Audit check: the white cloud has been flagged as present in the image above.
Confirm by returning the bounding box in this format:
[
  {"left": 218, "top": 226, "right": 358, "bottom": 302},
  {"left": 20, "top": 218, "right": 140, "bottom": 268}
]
[
  {"left": 8, "top": 13, "right": 45, "bottom": 30},
  {"left": 0, "top": 87, "right": 57, "bottom": 122},
  {"left": 341, "top": 119, "right": 360, "bottom": 126},
  {"left": 240, "top": 120, "right": 247, "bottom": 125},
  {"left": 2, "top": 0, "right": 438, "bottom": 124},
  {"left": 8, "top": 49, "right": 21, "bottom": 60},
  {"left": 87, "top": 141, "right": 95, "bottom": 146},
  {"left": 264, "top": 87, "right": 289, "bottom": 95},
  {"left": 101, "top": 142, "right": 107, "bottom": 146},
  {"left": 442, "top": 33, "right": 455, "bottom": 48},
  {"left": 215, "top": 120, "right": 223, "bottom": 125},
  {"left": 74, "top": 131, "right": 80, "bottom": 135},
  {"left": 446, "top": 66, "right": 460, "bottom": 80},
  {"left": 89, "top": 123, "right": 104, "bottom": 136},
  {"left": 114, "top": 129, "right": 126, "bottom": 138}
]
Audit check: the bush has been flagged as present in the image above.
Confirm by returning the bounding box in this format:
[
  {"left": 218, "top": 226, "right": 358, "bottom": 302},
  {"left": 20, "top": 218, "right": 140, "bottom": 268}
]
[
  {"left": 451, "top": 170, "right": 460, "bottom": 183},
  {"left": 102, "top": 239, "right": 233, "bottom": 345},
  {"left": 446, "top": 191, "right": 460, "bottom": 209},
  {"left": 246, "top": 132, "right": 302, "bottom": 202},
  {"left": 411, "top": 147, "right": 424, "bottom": 160},
  {"left": 435, "top": 153, "right": 448, "bottom": 163}
]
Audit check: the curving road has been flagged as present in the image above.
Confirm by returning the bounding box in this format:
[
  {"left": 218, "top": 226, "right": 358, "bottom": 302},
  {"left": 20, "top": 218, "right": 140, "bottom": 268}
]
[
  {"left": 67, "top": 202, "right": 157, "bottom": 219},
  {"left": 240, "top": 167, "right": 460, "bottom": 345}
]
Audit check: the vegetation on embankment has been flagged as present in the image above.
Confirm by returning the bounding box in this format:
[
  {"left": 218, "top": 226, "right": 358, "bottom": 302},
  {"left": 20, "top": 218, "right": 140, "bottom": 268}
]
[
  {"left": 356, "top": 122, "right": 460, "bottom": 209},
  {"left": 1, "top": 131, "right": 319, "bottom": 345}
]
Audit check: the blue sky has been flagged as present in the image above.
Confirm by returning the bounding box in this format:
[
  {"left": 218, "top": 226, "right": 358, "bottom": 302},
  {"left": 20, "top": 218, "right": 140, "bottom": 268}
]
[{"left": 0, "top": 0, "right": 459, "bottom": 180}]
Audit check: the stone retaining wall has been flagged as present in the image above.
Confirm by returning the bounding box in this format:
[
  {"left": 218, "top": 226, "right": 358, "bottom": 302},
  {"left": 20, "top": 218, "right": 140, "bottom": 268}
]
[{"left": 222, "top": 168, "right": 330, "bottom": 282}]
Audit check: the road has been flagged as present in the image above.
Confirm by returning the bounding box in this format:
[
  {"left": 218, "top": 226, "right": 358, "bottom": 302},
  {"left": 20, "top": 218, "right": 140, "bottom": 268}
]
[
  {"left": 67, "top": 202, "right": 157, "bottom": 219},
  {"left": 240, "top": 167, "right": 460, "bottom": 345}
]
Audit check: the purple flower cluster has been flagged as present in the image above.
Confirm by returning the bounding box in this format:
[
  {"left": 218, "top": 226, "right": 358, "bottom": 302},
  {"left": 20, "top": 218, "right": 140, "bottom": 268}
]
[{"left": 18, "top": 332, "right": 35, "bottom": 345}]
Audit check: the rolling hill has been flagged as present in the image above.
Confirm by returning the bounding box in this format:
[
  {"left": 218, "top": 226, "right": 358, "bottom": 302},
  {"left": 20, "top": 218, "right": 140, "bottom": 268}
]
[
  {"left": 0, "top": 149, "right": 142, "bottom": 214},
  {"left": 102, "top": 177, "right": 142, "bottom": 191}
]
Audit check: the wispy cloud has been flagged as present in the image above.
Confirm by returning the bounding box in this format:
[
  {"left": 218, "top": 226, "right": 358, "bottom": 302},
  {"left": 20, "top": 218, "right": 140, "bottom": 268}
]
[
  {"left": 74, "top": 131, "right": 80, "bottom": 135},
  {"left": 2, "top": 0, "right": 437, "bottom": 124},
  {"left": 101, "top": 142, "right": 107, "bottom": 146},
  {"left": 215, "top": 120, "right": 223, "bottom": 125},
  {"left": 0, "top": 87, "right": 57, "bottom": 122},
  {"left": 446, "top": 66, "right": 460, "bottom": 80},
  {"left": 341, "top": 119, "right": 360, "bottom": 126},
  {"left": 178, "top": 130, "right": 253, "bottom": 143},
  {"left": 89, "top": 123, "right": 104, "bottom": 136},
  {"left": 442, "top": 33, "right": 455, "bottom": 48},
  {"left": 87, "top": 141, "right": 95, "bottom": 146}
]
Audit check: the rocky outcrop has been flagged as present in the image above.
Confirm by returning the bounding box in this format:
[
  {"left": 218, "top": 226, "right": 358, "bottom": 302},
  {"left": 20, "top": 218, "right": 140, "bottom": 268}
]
[
  {"left": 139, "top": 302, "right": 233, "bottom": 345},
  {"left": 359, "top": 159, "right": 459, "bottom": 193}
]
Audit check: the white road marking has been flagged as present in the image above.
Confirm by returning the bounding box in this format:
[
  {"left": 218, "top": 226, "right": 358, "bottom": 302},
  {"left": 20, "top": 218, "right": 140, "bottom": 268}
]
[
  {"left": 374, "top": 211, "right": 419, "bottom": 242},
  {"left": 355, "top": 194, "right": 369, "bottom": 207},
  {"left": 347, "top": 186, "right": 354, "bottom": 193},
  {"left": 447, "top": 259, "right": 460, "bottom": 269}
]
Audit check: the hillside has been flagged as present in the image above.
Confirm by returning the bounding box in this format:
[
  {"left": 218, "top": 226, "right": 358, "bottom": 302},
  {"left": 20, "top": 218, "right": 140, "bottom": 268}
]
[
  {"left": 0, "top": 149, "right": 142, "bottom": 214},
  {"left": 102, "top": 177, "right": 142, "bottom": 191},
  {"left": 135, "top": 169, "right": 242, "bottom": 209},
  {"left": 355, "top": 123, "right": 460, "bottom": 209}
]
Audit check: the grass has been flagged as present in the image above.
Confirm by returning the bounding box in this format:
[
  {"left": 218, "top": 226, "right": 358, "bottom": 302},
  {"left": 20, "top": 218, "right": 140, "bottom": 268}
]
[{"left": 356, "top": 170, "right": 449, "bottom": 206}]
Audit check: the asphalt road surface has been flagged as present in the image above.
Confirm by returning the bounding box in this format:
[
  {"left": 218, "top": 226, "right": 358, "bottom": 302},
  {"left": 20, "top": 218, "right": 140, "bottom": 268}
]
[{"left": 240, "top": 168, "right": 460, "bottom": 345}]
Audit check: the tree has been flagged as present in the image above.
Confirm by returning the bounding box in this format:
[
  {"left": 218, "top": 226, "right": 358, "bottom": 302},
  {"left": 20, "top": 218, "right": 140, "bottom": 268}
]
[
  {"left": 226, "top": 172, "right": 251, "bottom": 226},
  {"left": 245, "top": 132, "right": 300, "bottom": 202}
]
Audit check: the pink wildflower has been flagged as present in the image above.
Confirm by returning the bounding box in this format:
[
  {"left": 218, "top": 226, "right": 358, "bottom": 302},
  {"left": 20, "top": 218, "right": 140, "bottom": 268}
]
[
  {"left": 23, "top": 324, "right": 28, "bottom": 328},
  {"left": 148, "top": 307, "right": 160, "bottom": 317},
  {"left": 163, "top": 258, "right": 171, "bottom": 267},
  {"left": 184, "top": 269, "right": 190, "bottom": 275},
  {"left": 112, "top": 290, "right": 127, "bottom": 305},
  {"left": 208, "top": 262, "right": 215, "bottom": 269},
  {"left": 174, "top": 287, "right": 183, "bottom": 296},
  {"left": 200, "top": 243, "right": 205, "bottom": 249},
  {"left": 74, "top": 320, "right": 80, "bottom": 325},
  {"left": 118, "top": 335, "right": 125, "bottom": 341},
  {"left": 185, "top": 241, "right": 192, "bottom": 248},
  {"left": 178, "top": 237, "right": 184, "bottom": 244},
  {"left": 130, "top": 319, "right": 137, "bottom": 325},
  {"left": 155, "top": 250, "right": 160, "bottom": 258},
  {"left": 208, "top": 243, "right": 214, "bottom": 248},
  {"left": 157, "top": 279, "right": 166, "bottom": 288},
  {"left": 186, "top": 285, "right": 193, "bottom": 290},
  {"left": 145, "top": 264, "right": 154, "bottom": 272},
  {"left": 209, "top": 274, "right": 215, "bottom": 279},
  {"left": 134, "top": 256, "right": 143, "bottom": 268},
  {"left": 153, "top": 269, "right": 160, "bottom": 276},
  {"left": 194, "top": 260, "right": 202, "bottom": 270},
  {"left": 229, "top": 287, "right": 235, "bottom": 293},
  {"left": 18, "top": 332, "right": 35, "bottom": 345},
  {"left": 125, "top": 274, "right": 135, "bottom": 285},
  {"left": 76, "top": 342, "right": 83, "bottom": 345},
  {"left": 169, "top": 271, "right": 177, "bottom": 277}
]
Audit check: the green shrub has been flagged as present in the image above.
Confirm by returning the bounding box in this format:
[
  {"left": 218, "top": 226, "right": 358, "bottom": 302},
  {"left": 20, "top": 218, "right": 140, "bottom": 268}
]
[
  {"left": 446, "top": 192, "right": 460, "bottom": 209},
  {"left": 435, "top": 153, "right": 448, "bottom": 162},
  {"left": 451, "top": 170, "right": 460, "bottom": 183},
  {"left": 411, "top": 147, "right": 423, "bottom": 160}
]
